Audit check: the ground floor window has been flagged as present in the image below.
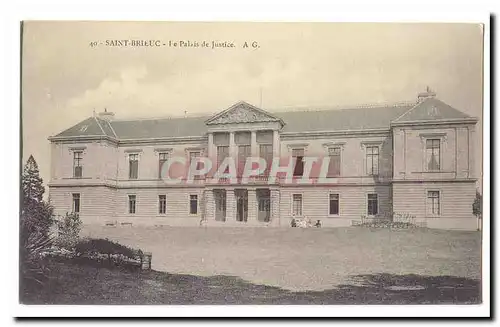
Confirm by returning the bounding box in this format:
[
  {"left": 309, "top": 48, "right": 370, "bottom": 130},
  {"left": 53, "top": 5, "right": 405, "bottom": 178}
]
[
  {"left": 329, "top": 194, "right": 339, "bottom": 215},
  {"left": 367, "top": 194, "right": 378, "bottom": 216},
  {"left": 158, "top": 195, "right": 166, "bottom": 214},
  {"left": 128, "top": 195, "right": 136, "bottom": 214},
  {"left": 427, "top": 190, "right": 440, "bottom": 216},
  {"left": 190, "top": 194, "right": 198, "bottom": 215},
  {"left": 72, "top": 193, "right": 80, "bottom": 213},
  {"left": 292, "top": 194, "right": 303, "bottom": 216}
]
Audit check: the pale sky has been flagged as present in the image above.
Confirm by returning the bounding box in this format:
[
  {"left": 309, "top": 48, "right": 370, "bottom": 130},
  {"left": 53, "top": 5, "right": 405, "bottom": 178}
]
[{"left": 21, "top": 21, "right": 483, "bottom": 188}]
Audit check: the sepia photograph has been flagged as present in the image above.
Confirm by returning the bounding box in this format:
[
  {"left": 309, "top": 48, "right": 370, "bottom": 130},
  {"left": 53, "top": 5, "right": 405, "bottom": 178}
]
[{"left": 17, "top": 19, "right": 488, "bottom": 315}]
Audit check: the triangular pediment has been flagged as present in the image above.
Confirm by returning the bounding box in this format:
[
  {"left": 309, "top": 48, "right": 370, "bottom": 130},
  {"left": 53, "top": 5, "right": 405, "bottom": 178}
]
[{"left": 206, "top": 101, "right": 284, "bottom": 126}]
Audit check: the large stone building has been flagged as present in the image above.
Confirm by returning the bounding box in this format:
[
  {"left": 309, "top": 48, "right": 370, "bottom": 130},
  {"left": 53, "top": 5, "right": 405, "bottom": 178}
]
[{"left": 48, "top": 89, "right": 479, "bottom": 229}]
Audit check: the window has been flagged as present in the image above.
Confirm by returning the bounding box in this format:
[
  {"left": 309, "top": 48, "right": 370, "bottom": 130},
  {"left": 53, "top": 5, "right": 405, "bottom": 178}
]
[
  {"left": 328, "top": 147, "right": 341, "bottom": 177},
  {"left": 72, "top": 193, "right": 80, "bottom": 213},
  {"left": 260, "top": 144, "right": 273, "bottom": 175},
  {"left": 128, "top": 195, "right": 136, "bottom": 214},
  {"left": 158, "top": 195, "right": 166, "bottom": 214},
  {"left": 292, "top": 194, "right": 303, "bottom": 216},
  {"left": 426, "top": 139, "right": 441, "bottom": 171},
  {"left": 158, "top": 152, "right": 169, "bottom": 178},
  {"left": 292, "top": 149, "right": 304, "bottom": 177},
  {"left": 129, "top": 154, "right": 139, "bottom": 179},
  {"left": 73, "top": 151, "right": 83, "bottom": 178},
  {"left": 189, "top": 151, "right": 203, "bottom": 175},
  {"left": 237, "top": 145, "right": 251, "bottom": 176},
  {"left": 329, "top": 194, "right": 339, "bottom": 215},
  {"left": 366, "top": 146, "right": 379, "bottom": 176},
  {"left": 427, "top": 191, "right": 440, "bottom": 216},
  {"left": 217, "top": 146, "right": 230, "bottom": 173},
  {"left": 189, "top": 195, "right": 198, "bottom": 214},
  {"left": 367, "top": 194, "right": 378, "bottom": 216}
]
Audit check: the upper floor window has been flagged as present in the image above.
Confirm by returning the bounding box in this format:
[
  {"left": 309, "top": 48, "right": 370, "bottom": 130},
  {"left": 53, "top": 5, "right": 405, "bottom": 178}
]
[
  {"left": 367, "top": 193, "right": 378, "bottom": 216},
  {"left": 217, "top": 146, "right": 230, "bottom": 173},
  {"left": 366, "top": 146, "right": 379, "bottom": 176},
  {"left": 158, "top": 152, "right": 169, "bottom": 178},
  {"left": 426, "top": 139, "right": 441, "bottom": 171},
  {"left": 72, "top": 193, "right": 80, "bottom": 213},
  {"left": 73, "top": 151, "right": 83, "bottom": 178},
  {"left": 327, "top": 147, "right": 341, "bottom": 177},
  {"left": 259, "top": 144, "right": 273, "bottom": 175},
  {"left": 292, "top": 149, "right": 304, "bottom": 177},
  {"left": 129, "top": 154, "right": 139, "bottom": 179}
]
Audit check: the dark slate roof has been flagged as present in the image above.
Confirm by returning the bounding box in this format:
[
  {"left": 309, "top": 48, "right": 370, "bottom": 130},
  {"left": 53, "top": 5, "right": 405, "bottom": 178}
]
[
  {"left": 392, "top": 98, "right": 471, "bottom": 123},
  {"left": 52, "top": 98, "right": 473, "bottom": 140},
  {"left": 110, "top": 116, "right": 209, "bottom": 139},
  {"left": 54, "top": 117, "right": 108, "bottom": 137},
  {"left": 277, "top": 104, "right": 414, "bottom": 133}
]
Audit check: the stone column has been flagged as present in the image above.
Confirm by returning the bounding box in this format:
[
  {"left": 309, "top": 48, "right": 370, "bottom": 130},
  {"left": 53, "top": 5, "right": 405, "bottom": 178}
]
[
  {"left": 272, "top": 129, "right": 280, "bottom": 159},
  {"left": 226, "top": 188, "right": 236, "bottom": 222},
  {"left": 205, "top": 189, "right": 215, "bottom": 222},
  {"left": 270, "top": 189, "right": 280, "bottom": 226},
  {"left": 229, "top": 131, "right": 236, "bottom": 159},
  {"left": 207, "top": 132, "right": 215, "bottom": 160},
  {"left": 251, "top": 130, "right": 258, "bottom": 157},
  {"left": 247, "top": 188, "right": 257, "bottom": 223}
]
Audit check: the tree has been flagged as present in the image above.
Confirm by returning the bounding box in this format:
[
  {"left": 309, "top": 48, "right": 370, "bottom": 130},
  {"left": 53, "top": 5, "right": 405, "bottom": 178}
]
[
  {"left": 20, "top": 155, "right": 54, "bottom": 293},
  {"left": 21, "top": 155, "right": 53, "bottom": 238},
  {"left": 472, "top": 190, "right": 482, "bottom": 219}
]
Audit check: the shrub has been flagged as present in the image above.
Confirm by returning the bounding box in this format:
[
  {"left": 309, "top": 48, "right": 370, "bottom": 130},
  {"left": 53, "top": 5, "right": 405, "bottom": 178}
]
[
  {"left": 54, "top": 212, "right": 82, "bottom": 249},
  {"left": 75, "top": 238, "right": 143, "bottom": 265}
]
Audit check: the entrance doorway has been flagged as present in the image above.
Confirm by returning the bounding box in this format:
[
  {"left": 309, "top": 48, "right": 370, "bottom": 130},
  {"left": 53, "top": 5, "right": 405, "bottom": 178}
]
[
  {"left": 214, "top": 189, "right": 226, "bottom": 222},
  {"left": 235, "top": 189, "right": 248, "bottom": 222},
  {"left": 257, "top": 189, "right": 271, "bottom": 222}
]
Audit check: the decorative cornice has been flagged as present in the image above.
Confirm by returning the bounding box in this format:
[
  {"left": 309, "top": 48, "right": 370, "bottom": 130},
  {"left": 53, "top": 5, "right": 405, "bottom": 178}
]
[{"left": 391, "top": 117, "right": 478, "bottom": 127}]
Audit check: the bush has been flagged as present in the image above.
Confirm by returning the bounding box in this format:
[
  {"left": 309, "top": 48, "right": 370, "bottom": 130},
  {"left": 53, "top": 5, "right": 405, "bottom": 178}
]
[
  {"left": 74, "top": 238, "right": 143, "bottom": 265},
  {"left": 54, "top": 212, "right": 82, "bottom": 249}
]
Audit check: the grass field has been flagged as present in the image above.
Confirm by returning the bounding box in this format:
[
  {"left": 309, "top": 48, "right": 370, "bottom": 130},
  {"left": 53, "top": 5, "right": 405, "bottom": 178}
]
[
  {"left": 81, "top": 226, "right": 481, "bottom": 292},
  {"left": 22, "top": 227, "right": 481, "bottom": 304}
]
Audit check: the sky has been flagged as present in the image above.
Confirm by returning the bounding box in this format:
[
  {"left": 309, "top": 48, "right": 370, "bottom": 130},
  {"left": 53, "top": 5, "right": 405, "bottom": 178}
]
[{"left": 21, "top": 21, "right": 484, "bottom": 188}]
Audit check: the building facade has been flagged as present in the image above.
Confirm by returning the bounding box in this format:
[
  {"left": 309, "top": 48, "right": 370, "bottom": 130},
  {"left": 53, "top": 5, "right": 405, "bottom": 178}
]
[{"left": 48, "top": 90, "right": 479, "bottom": 230}]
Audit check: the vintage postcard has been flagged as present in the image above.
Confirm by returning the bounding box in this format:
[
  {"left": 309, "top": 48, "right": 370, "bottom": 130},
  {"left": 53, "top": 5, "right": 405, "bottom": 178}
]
[{"left": 19, "top": 20, "right": 487, "bottom": 316}]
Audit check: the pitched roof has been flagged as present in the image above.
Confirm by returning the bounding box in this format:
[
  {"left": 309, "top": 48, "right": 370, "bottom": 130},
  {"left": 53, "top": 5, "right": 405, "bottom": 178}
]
[
  {"left": 392, "top": 97, "right": 471, "bottom": 123},
  {"left": 51, "top": 98, "right": 475, "bottom": 140},
  {"left": 54, "top": 117, "right": 109, "bottom": 137},
  {"left": 277, "top": 104, "right": 414, "bottom": 133}
]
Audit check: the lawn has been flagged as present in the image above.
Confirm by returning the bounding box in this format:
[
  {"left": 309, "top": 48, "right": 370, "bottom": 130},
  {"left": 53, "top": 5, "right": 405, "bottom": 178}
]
[
  {"left": 82, "top": 226, "right": 481, "bottom": 291},
  {"left": 22, "top": 226, "right": 481, "bottom": 304}
]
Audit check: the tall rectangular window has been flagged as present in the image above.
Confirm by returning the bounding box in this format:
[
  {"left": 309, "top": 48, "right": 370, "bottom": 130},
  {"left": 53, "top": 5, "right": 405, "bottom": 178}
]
[
  {"left": 328, "top": 147, "right": 341, "bottom": 177},
  {"left": 158, "top": 195, "right": 166, "bottom": 214},
  {"left": 189, "top": 151, "right": 203, "bottom": 176},
  {"left": 217, "top": 146, "right": 229, "bottom": 173},
  {"left": 158, "top": 152, "right": 169, "bottom": 179},
  {"left": 260, "top": 144, "right": 273, "bottom": 175},
  {"left": 427, "top": 191, "right": 440, "bottom": 216},
  {"left": 292, "top": 149, "right": 304, "bottom": 177},
  {"left": 129, "top": 154, "right": 139, "bottom": 179},
  {"left": 128, "top": 195, "right": 136, "bottom": 214},
  {"left": 292, "top": 194, "right": 303, "bottom": 216},
  {"left": 366, "top": 146, "right": 379, "bottom": 176},
  {"left": 72, "top": 193, "right": 80, "bottom": 213},
  {"left": 73, "top": 151, "right": 83, "bottom": 178},
  {"left": 189, "top": 195, "right": 198, "bottom": 215},
  {"left": 237, "top": 145, "right": 251, "bottom": 176},
  {"left": 329, "top": 194, "right": 339, "bottom": 215},
  {"left": 426, "top": 139, "right": 441, "bottom": 171},
  {"left": 367, "top": 194, "right": 378, "bottom": 216}
]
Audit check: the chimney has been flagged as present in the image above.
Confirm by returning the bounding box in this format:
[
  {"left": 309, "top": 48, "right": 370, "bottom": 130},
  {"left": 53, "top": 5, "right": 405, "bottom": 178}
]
[
  {"left": 98, "top": 108, "right": 115, "bottom": 121},
  {"left": 417, "top": 86, "right": 436, "bottom": 103}
]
